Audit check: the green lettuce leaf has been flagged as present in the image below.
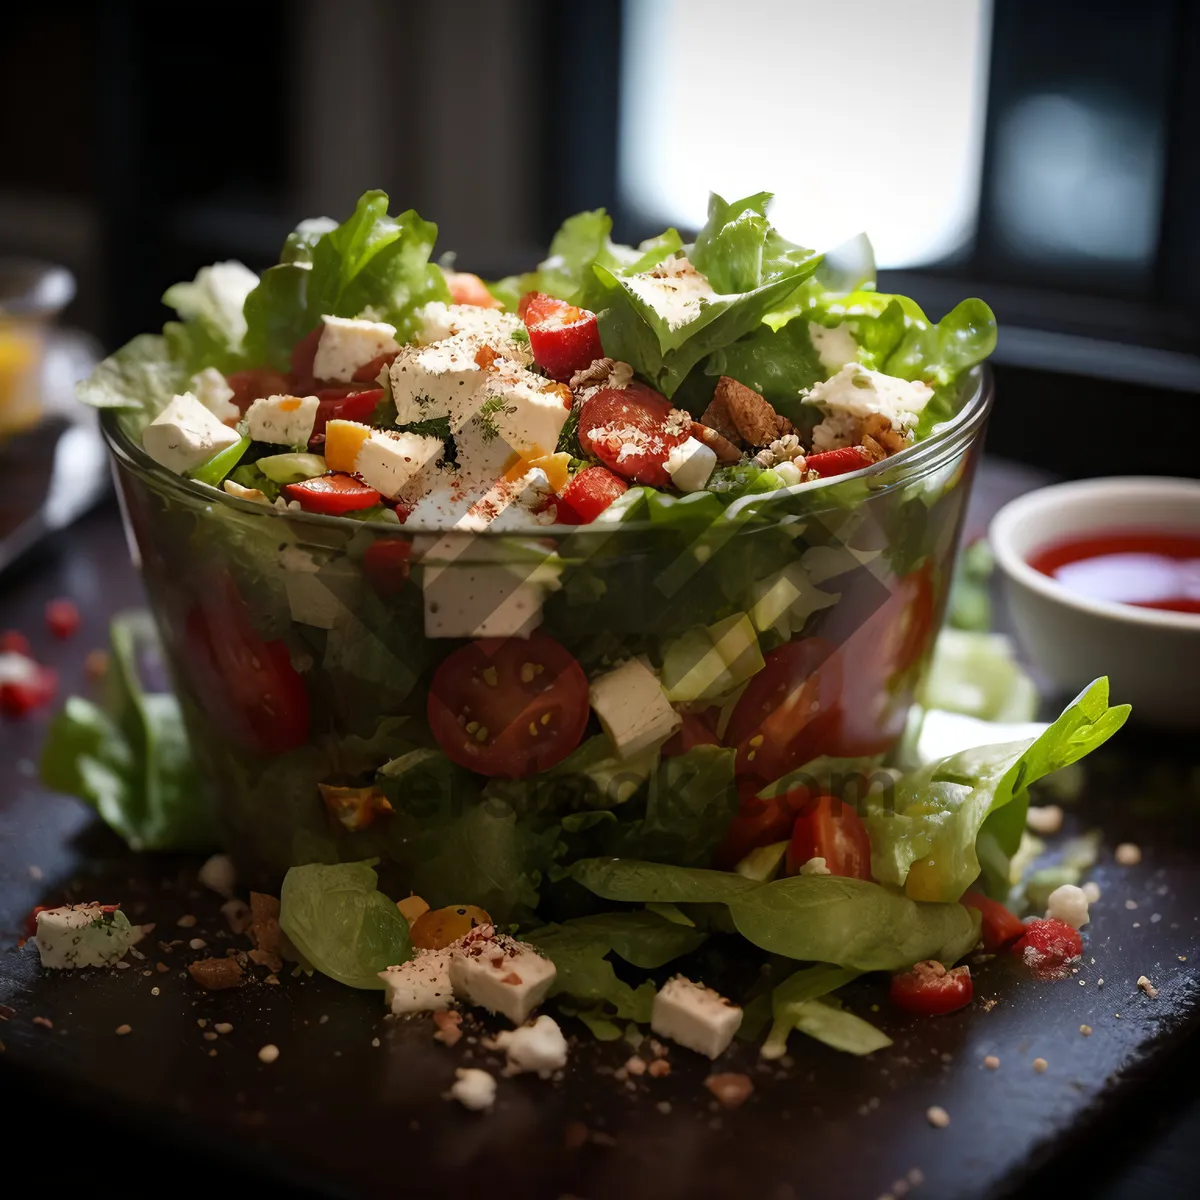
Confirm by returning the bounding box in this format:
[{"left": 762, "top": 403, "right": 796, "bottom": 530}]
[
  {"left": 920, "top": 629, "right": 1038, "bottom": 723},
  {"left": 865, "top": 678, "right": 1130, "bottom": 902},
  {"left": 162, "top": 260, "right": 258, "bottom": 374},
  {"left": 279, "top": 860, "right": 412, "bottom": 989},
  {"left": 765, "top": 994, "right": 891, "bottom": 1059},
  {"left": 691, "top": 191, "right": 817, "bottom": 294},
  {"left": 76, "top": 334, "right": 188, "bottom": 417},
  {"left": 40, "top": 612, "right": 216, "bottom": 852}
]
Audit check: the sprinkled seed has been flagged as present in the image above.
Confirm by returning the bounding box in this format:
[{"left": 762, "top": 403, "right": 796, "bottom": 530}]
[
  {"left": 474, "top": 726, "right": 489, "bottom": 743},
  {"left": 1080, "top": 1025, "right": 1092, "bottom": 1036},
  {"left": 480, "top": 667, "right": 499, "bottom": 687},
  {"left": 258, "top": 1044, "right": 280, "bottom": 1064},
  {"left": 215, "top": 1023, "right": 233, "bottom": 1034}
]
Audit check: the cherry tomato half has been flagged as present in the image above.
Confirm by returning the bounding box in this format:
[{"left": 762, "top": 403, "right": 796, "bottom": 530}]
[
  {"left": 554, "top": 466, "right": 629, "bottom": 524},
  {"left": 661, "top": 710, "right": 721, "bottom": 758},
  {"left": 785, "top": 792, "right": 873, "bottom": 879},
  {"left": 522, "top": 292, "right": 604, "bottom": 381},
  {"left": 445, "top": 271, "right": 502, "bottom": 309},
  {"left": 1013, "top": 918, "right": 1083, "bottom": 973},
  {"left": 225, "top": 369, "right": 291, "bottom": 415},
  {"left": 725, "top": 638, "right": 843, "bottom": 785},
  {"left": 577, "top": 384, "right": 690, "bottom": 487},
  {"left": 890, "top": 961, "right": 973, "bottom": 1016},
  {"left": 961, "top": 890, "right": 1025, "bottom": 952},
  {"left": 183, "top": 573, "right": 309, "bottom": 756},
  {"left": 427, "top": 633, "right": 589, "bottom": 778},
  {"left": 715, "top": 782, "right": 802, "bottom": 869}
]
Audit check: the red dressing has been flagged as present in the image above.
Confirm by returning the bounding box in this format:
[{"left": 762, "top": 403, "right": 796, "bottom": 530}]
[{"left": 1028, "top": 530, "right": 1200, "bottom": 614}]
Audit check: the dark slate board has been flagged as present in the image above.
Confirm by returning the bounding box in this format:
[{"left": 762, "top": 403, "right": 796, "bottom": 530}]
[{"left": 2, "top": 481, "right": 1198, "bottom": 1200}]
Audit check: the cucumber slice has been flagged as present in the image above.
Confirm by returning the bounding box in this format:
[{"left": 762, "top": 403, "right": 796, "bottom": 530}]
[
  {"left": 662, "top": 612, "right": 765, "bottom": 703},
  {"left": 256, "top": 452, "right": 328, "bottom": 484}
]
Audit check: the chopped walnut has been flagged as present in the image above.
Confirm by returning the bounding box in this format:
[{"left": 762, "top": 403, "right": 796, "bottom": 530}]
[
  {"left": 705, "top": 1072, "right": 754, "bottom": 1109},
  {"left": 433, "top": 1009, "right": 464, "bottom": 1047},
  {"left": 753, "top": 433, "right": 806, "bottom": 467},
  {"left": 691, "top": 421, "right": 742, "bottom": 463},
  {"left": 705, "top": 377, "right": 795, "bottom": 447},
  {"left": 570, "top": 357, "right": 617, "bottom": 390},
  {"left": 187, "top": 957, "right": 244, "bottom": 991},
  {"left": 860, "top": 412, "right": 910, "bottom": 457}
]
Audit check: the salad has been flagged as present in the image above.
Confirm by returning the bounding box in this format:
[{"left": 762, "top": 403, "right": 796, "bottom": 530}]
[{"left": 47, "top": 189, "right": 1130, "bottom": 1065}]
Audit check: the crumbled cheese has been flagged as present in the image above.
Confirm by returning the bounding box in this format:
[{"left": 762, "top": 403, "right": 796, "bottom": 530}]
[
  {"left": 1115, "top": 843, "right": 1142, "bottom": 865},
  {"left": 492, "top": 1015, "right": 569, "bottom": 1078},
  {"left": 807, "top": 322, "right": 859, "bottom": 372},
  {"left": 142, "top": 392, "right": 242, "bottom": 474},
  {"left": 1082, "top": 881, "right": 1102, "bottom": 904},
  {"left": 624, "top": 256, "right": 717, "bottom": 331},
  {"left": 473, "top": 362, "right": 573, "bottom": 459},
  {"left": 198, "top": 854, "right": 236, "bottom": 898},
  {"left": 803, "top": 362, "right": 933, "bottom": 430},
  {"left": 189, "top": 367, "right": 239, "bottom": 423},
  {"left": 1045, "top": 883, "right": 1090, "bottom": 929},
  {"left": 1026, "top": 805, "right": 1064, "bottom": 835},
  {"left": 650, "top": 975, "right": 742, "bottom": 1059},
  {"left": 799, "top": 857, "right": 832, "bottom": 876},
  {"left": 415, "top": 301, "right": 523, "bottom": 348},
  {"left": 34, "top": 904, "right": 136, "bottom": 969},
  {"left": 379, "top": 949, "right": 455, "bottom": 1014},
  {"left": 354, "top": 430, "right": 444, "bottom": 500},
  {"left": 449, "top": 1067, "right": 497, "bottom": 1112}
]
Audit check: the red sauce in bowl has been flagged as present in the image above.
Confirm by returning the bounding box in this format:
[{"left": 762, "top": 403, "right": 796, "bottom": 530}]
[{"left": 1028, "top": 530, "right": 1200, "bottom": 615}]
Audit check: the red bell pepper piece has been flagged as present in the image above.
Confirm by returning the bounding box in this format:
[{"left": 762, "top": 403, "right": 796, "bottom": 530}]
[
  {"left": 283, "top": 473, "right": 382, "bottom": 516},
  {"left": 309, "top": 388, "right": 384, "bottom": 443},
  {"left": 523, "top": 292, "right": 604, "bottom": 381},
  {"left": 352, "top": 353, "right": 400, "bottom": 383},
  {"left": 805, "top": 446, "right": 872, "bottom": 478}
]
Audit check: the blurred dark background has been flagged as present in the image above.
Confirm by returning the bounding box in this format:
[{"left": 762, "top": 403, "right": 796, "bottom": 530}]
[{"left": 2, "top": 0, "right": 1198, "bottom": 473}]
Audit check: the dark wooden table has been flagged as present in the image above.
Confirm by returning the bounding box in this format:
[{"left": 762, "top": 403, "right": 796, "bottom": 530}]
[{"left": 2, "top": 465, "right": 1198, "bottom": 1200}]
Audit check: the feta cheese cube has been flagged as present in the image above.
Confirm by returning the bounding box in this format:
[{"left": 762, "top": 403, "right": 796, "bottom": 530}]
[
  {"left": 245, "top": 394, "right": 320, "bottom": 448},
  {"left": 807, "top": 322, "right": 860, "bottom": 373},
  {"left": 416, "top": 301, "right": 524, "bottom": 348},
  {"left": 423, "top": 562, "right": 544, "bottom": 638},
  {"left": 448, "top": 926, "right": 557, "bottom": 1025},
  {"left": 189, "top": 367, "right": 239, "bottom": 423},
  {"left": 453, "top": 416, "right": 522, "bottom": 489},
  {"left": 588, "top": 658, "right": 682, "bottom": 759},
  {"left": 35, "top": 904, "right": 136, "bottom": 969},
  {"left": 142, "top": 392, "right": 242, "bottom": 474},
  {"left": 651, "top": 975, "right": 742, "bottom": 1059},
  {"left": 803, "top": 362, "right": 933, "bottom": 431},
  {"left": 279, "top": 544, "right": 346, "bottom": 629},
  {"left": 379, "top": 949, "right": 455, "bottom": 1014},
  {"left": 492, "top": 1015, "right": 569, "bottom": 1078},
  {"left": 313, "top": 315, "right": 400, "bottom": 382},
  {"left": 664, "top": 436, "right": 717, "bottom": 492},
  {"left": 388, "top": 334, "right": 488, "bottom": 428},
  {"left": 449, "top": 1067, "right": 497, "bottom": 1112},
  {"left": 354, "top": 429, "right": 444, "bottom": 500},
  {"left": 1045, "top": 883, "right": 1090, "bottom": 929},
  {"left": 474, "top": 362, "right": 572, "bottom": 459}
]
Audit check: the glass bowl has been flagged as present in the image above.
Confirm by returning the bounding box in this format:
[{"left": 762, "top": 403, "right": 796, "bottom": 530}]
[{"left": 101, "top": 367, "right": 992, "bottom": 915}]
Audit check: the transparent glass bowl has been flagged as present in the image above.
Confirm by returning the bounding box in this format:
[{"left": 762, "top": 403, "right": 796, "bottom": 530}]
[{"left": 101, "top": 367, "right": 992, "bottom": 911}]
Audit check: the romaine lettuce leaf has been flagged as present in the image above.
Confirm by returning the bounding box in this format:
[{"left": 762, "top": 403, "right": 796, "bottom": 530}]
[
  {"left": 765, "top": 994, "right": 891, "bottom": 1059},
  {"left": 279, "top": 860, "right": 412, "bottom": 989},
  {"left": 76, "top": 333, "right": 189, "bottom": 417},
  {"left": 919, "top": 629, "right": 1039, "bottom": 723},
  {"left": 162, "top": 260, "right": 258, "bottom": 374},
  {"left": 691, "top": 191, "right": 818, "bottom": 294},
  {"left": 864, "top": 678, "right": 1130, "bottom": 902}
]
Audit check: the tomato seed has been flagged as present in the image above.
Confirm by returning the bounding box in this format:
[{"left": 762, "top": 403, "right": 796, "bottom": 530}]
[{"left": 474, "top": 726, "right": 489, "bottom": 742}]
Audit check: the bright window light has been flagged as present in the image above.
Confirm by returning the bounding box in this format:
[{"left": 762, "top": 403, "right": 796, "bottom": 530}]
[{"left": 619, "top": 0, "right": 992, "bottom": 268}]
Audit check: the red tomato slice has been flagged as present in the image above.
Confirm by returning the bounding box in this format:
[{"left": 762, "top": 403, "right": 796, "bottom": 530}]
[
  {"left": 0, "top": 630, "right": 31, "bottom": 655},
  {"left": 577, "top": 384, "right": 690, "bottom": 487},
  {"left": 283, "top": 473, "right": 382, "bottom": 516},
  {"left": 554, "top": 466, "right": 629, "bottom": 524},
  {"left": 890, "top": 961, "right": 973, "bottom": 1016},
  {"left": 522, "top": 292, "right": 604, "bottom": 381},
  {"left": 446, "top": 271, "right": 502, "bottom": 308},
  {"left": 1013, "top": 918, "right": 1083, "bottom": 973},
  {"left": 45, "top": 598, "right": 80, "bottom": 639},
  {"left": 785, "top": 792, "right": 872, "bottom": 879},
  {"left": 806, "top": 446, "right": 872, "bottom": 478},
  {"left": 362, "top": 539, "right": 413, "bottom": 596},
  {"left": 725, "top": 638, "right": 844, "bottom": 784},
  {"left": 290, "top": 326, "right": 323, "bottom": 390},
  {"left": 352, "top": 352, "right": 400, "bottom": 383},
  {"left": 661, "top": 711, "right": 721, "bottom": 758},
  {"left": 309, "top": 388, "right": 384, "bottom": 442},
  {"left": 962, "top": 890, "right": 1025, "bottom": 952},
  {"left": 714, "top": 782, "right": 802, "bottom": 869},
  {"left": 225, "top": 369, "right": 291, "bottom": 415},
  {"left": 0, "top": 662, "right": 56, "bottom": 717},
  {"left": 183, "top": 574, "right": 309, "bottom": 756},
  {"left": 427, "top": 633, "right": 589, "bottom": 778}
]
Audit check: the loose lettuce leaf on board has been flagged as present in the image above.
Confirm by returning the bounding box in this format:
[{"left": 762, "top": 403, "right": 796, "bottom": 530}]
[
  {"left": 864, "top": 678, "right": 1130, "bottom": 903},
  {"left": 279, "top": 860, "right": 412, "bottom": 990}
]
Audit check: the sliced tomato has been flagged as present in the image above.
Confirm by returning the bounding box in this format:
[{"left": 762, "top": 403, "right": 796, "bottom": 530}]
[
  {"left": 806, "top": 446, "right": 872, "bottom": 478},
  {"left": 352, "top": 352, "right": 400, "bottom": 383},
  {"left": 577, "top": 384, "right": 690, "bottom": 487},
  {"left": 445, "top": 271, "right": 502, "bottom": 308},
  {"left": 785, "top": 792, "right": 872, "bottom": 879},
  {"left": 362, "top": 538, "right": 413, "bottom": 596},
  {"left": 1013, "top": 918, "right": 1083, "bottom": 973},
  {"left": 962, "top": 890, "right": 1025, "bottom": 952},
  {"left": 523, "top": 292, "right": 604, "bottom": 381},
  {"left": 290, "top": 326, "right": 323, "bottom": 390},
  {"left": 183, "top": 574, "right": 308, "bottom": 756},
  {"left": 427, "top": 633, "right": 589, "bottom": 778},
  {"left": 725, "top": 638, "right": 843, "bottom": 784},
  {"left": 661, "top": 710, "right": 721, "bottom": 758},
  {"left": 715, "top": 782, "right": 803, "bottom": 869},
  {"left": 0, "top": 661, "right": 56, "bottom": 717},
  {"left": 283, "top": 473, "right": 381, "bottom": 516},
  {"left": 45, "top": 599, "right": 80, "bottom": 639},
  {"left": 309, "top": 387, "right": 384, "bottom": 442},
  {"left": 0, "top": 630, "right": 30, "bottom": 655},
  {"left": 225, "top": 369, "right": 291, "bottom": 415},
  {"left": 554, "top": 466, "right": 629, "bottom": 524},
  {"left": 890, "top": 961, "right": 973, "bottom": 1016}
]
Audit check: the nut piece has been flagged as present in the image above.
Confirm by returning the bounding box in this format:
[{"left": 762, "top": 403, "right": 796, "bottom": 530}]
[
  {"left": 705, "top": 1072, "right": 755, "bottom": 1109},
  {"left": 704, "top": 377, "right": 796, "bottom": 447},
  {"left": 1115, "top": 843, "right": 1142, "bottom": 865},
  {"left": 690, "top": 421, "right": 743, "bottom": 464},
  {"left": 926, "top": 1105, "right": 951, "bottom": 1128},
  {"left": 1137, "top": 975, "right": 1159, "bottom": 998},
  {"left": 1026, "top": 805, "right": 1064, "bottom": 835},
  {"left": 187, "top": 957, "right": 244, "bottom": 991}
]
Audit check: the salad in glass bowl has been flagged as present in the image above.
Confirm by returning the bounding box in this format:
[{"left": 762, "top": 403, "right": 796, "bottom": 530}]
[{"left": 55, "top": 189, "right": 1128, "bottom": 1062}]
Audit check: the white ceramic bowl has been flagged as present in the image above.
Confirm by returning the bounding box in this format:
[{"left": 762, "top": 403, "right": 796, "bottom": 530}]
[{"left": 990, "top": 476, "right": 1200, "bottom": 729}]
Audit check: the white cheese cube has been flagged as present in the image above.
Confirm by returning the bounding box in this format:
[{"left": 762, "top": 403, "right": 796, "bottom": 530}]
[
  {"left": 453, "top": 417, "right": 522, "bottom": 489},
  {"left": 807, "top": 322, "right": 860, "bottom": 373},
  {"left": 313, "top": 315, "right": 400, "bottom": 382},
  {"left": 474, "top": 362, "right": 572, "bottom": 459},
  {"left": 379, "top": 949, "right": 455, "bottom": 1014},
  {"left": 492, "top": 1015, "right": 569, "bottom": 1078},
  {"left": 651, "top": 975, "right": 742, "bottom": 1059},
  {"left": 664, "top": 436, "right": 716, "bottom": 492},
  {"left": 448, "top": 927, "right": 557, "bottom": 1025},
  {"left": 423, "top": 563, "right": 544, "bottom": 638},
  {"left": 245, "top": 394, "right": 320, "bottom": 448},
  {"left": 803, "top": 362, "right": 933, "bottom": 431},
  {"left": 354, "top": 430, "right": 444, "bottom": 500},
  {"left": 278, "top": 544, "right": 345, "bottom": 629},
  {"left": 35, "top": 904, "right": 136, "bottom": 969},
  {"left": 189, "top": 367, "right": 239, "bottom": 423},
  {"left": 142, "top": 392, "right": 242, "bottom": 474},
  {"left": 416, "top": 301, "right": 525, "bottom": 349},
  {"left": 449, "top": 1068, "right": 497, "bottom": 1112},
  {"left": 588, "top": 658, "right": 682, "bottom": 759},
  {"left": 388, "top": 334, "right": 488, "bottom": 428},
  {"left": 1045, "top": 883, "right": 1090, "bottom": 929}
]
